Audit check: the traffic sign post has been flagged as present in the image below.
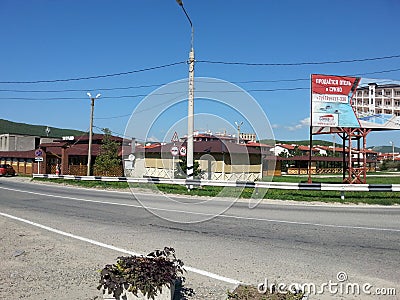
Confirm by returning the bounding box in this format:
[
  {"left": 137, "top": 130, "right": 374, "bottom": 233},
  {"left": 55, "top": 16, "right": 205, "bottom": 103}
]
[
  {"left": 170, "top": 146, "right": 179, "bottom": 157},
  {"left": 35, "top": 149, "right": 43, "bottom": 157},
  {"left": 35, "top": 149, "right": 43, "bottom": 174},
  {"left": 171, "top": 131, "right": 179, "bottom": 143},
  {"left": 170, "top": 145, "right": 179, "bottom": 179},
  {"left": 179, "top": 146, "right": 187, "bottom": 156}
]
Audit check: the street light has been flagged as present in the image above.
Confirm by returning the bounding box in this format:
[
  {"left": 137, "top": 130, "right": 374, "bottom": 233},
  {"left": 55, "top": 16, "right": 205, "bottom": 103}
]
[
  {"left": 389, "top": 141, "right": 395, "bottom": 161},
  {"left": 235, "top": 121, "right": 243, "bottom": 144},
  {"left": 87, "top": 92, "right": 101, "bottom": 176},
  {"left": 176, "top": 0, "right": 195, "bottom": 181}
]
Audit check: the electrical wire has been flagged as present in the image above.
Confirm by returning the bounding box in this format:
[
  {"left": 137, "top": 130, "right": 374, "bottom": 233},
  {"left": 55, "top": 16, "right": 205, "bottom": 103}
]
[
  {"left": 4, "top": 84, "right": 400, "bottom": 101},
  {"left": 0, "top": 83, "right": 170, "bottom": 93},
  {"left": 0, "top": 88, "right": 310, "bottom": 101},
  {"left": 197, "top": 54, "right": 400, "bottom": 66},
  {"left": 0, "top": 61, "right": 186, "bottom": 84},
  {"left": 1, "top": 68, "right": 399, "bottom": 94},
  {"left": 92, "top": 125, "right": 146, "bottom": 142},
  {"left": 1, "top": 54, "right": 399, "bottom": 86}
]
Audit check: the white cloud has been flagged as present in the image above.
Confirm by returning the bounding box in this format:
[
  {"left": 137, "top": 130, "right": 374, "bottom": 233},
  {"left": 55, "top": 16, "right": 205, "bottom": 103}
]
[
  {"left": 285, "top": 117, "right": 310, "bottom": 131},
  {"left": 146, "top": 136, "right": 160, "bottom": 142}
]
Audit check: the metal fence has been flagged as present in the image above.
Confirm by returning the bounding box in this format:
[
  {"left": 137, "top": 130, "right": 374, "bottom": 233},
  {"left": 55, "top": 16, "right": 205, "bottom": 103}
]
[{"left": 32, "top": 174, "right": 400, "bottom": 193}]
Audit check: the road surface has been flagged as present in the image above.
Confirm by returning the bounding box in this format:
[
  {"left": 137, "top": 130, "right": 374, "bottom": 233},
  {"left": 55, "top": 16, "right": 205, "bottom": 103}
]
[{"left": 0, "top": 177, "right": 399, "bottom": 299}]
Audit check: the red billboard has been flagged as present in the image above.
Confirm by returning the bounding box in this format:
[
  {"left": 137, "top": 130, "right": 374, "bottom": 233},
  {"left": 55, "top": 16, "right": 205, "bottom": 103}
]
[{"left": 311, "top": 74, "right": 360, "bottom": 128}]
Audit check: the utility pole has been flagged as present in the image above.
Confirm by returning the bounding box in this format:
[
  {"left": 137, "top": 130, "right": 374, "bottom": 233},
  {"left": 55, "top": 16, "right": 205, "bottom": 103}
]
[
  {"left": 176, "top": 0, "right": 195, "bottom": 181},
  {"left": 86, "top": 93, "right": 101, "bottom": 176}
]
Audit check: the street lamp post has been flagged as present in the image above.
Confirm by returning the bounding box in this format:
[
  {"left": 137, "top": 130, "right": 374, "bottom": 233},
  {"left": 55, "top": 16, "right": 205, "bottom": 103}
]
[
  {"left": 235, "top": 121, "right": 243, "bottom": 144},
  {"left": 86, "top": 92, "right": 101, "bottom": 176},
  {"left": 176, "top": 0, "right": 195, "bottom": 181},
  {"left": 389, "top": 141, "right": 395, "bottom": 161}
]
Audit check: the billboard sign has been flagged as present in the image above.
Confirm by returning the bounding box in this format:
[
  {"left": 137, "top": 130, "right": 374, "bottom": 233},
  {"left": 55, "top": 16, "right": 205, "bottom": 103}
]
[{"left": 311, "top": 74, "right": 360, "bottom": 128}]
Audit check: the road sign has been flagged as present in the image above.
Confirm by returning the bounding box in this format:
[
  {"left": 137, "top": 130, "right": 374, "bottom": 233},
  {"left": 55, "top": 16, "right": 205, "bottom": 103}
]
[
  {"left": 35, "top": 157, "right": 43, "bottom": 162},
  {"left": 179, "top": 146, "right": 187, "bottom": 156},
  {"left": 35, "top": 149, "right": 43, "bottom": 157},
  {"left": 171, "top": 131, "right": 179, "bottom": 143},
  {"left": 170, "top": 146, "right": 179, "bottom": 156}
]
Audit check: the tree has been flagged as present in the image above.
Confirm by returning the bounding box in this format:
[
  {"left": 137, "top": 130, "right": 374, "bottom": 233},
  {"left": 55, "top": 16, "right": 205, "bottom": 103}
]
[
  {"left": 174, "top": 156, "right": 203, "bottom": 179},
  {"left": 94, "top": 128, "right": 122, "bottom": 176}
]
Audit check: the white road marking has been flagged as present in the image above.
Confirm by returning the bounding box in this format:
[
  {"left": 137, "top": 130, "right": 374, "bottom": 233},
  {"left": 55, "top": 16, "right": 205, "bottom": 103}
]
[
  {"left": 0, "top": 211, "right": 241, "bottom": 285},
  {"left": 1, "top": 186, "right": 400, "bottom": 233}
]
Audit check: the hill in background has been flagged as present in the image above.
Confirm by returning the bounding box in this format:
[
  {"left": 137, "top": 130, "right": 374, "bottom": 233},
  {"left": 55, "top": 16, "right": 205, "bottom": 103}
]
[
  {"left": 0, "top": 119, "right": 85, "bottom": 138},
  {"left": 260, "top": 139, "right": 341, "bottom": 147},
  {"left": 369, "top": 145, "right": 400, "bottom": 153}
]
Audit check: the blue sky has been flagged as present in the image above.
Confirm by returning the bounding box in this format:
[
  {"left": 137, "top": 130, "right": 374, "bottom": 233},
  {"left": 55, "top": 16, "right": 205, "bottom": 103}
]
[{"left": 1, "top": 0, "right": 400, "bottom": 146}]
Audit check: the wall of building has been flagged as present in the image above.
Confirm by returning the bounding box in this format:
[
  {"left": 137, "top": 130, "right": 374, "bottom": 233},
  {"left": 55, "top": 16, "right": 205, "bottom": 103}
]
[{"left": 0, "top": 134, "right": 38, "bottom": 151}]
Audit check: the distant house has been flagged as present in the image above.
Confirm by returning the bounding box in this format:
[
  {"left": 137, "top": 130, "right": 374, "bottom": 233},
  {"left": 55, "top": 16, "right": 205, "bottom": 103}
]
[{"left": 270, "top": 144, "right": 319, "bottom": 157}]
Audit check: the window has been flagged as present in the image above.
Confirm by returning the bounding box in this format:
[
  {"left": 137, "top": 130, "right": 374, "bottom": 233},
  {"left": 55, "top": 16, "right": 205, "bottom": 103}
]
[
  {"left": 377, "top": 91, "right": 382, "bottom": 95},
  {"left": 386, "top": 91, "right": 391, "bottom": 95},
  {"left": 385, "top": 100, "right": 391, "bottom": 106},
  {"left": 396, "top": 91, "right": 400, "bottom": 96}
]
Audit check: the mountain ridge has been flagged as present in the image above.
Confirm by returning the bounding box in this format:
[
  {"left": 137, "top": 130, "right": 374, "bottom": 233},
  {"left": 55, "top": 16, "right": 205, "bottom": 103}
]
[{"left": 0, "top": 119, "right": 85, "bottom": 138}]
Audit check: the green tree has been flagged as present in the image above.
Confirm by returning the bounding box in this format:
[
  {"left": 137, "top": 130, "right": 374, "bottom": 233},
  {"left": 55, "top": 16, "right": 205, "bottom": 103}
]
[
  {"left": 175, "top": 156, "right": 203, "bottom": 179},
  {"left": 94, "top": 128, "right": 122, "bottom": 176}
]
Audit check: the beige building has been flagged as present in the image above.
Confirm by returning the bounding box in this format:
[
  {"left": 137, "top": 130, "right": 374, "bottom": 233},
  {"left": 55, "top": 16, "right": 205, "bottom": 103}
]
[{"left": 131, "top": 138, "right": 276, "bottom": 181}]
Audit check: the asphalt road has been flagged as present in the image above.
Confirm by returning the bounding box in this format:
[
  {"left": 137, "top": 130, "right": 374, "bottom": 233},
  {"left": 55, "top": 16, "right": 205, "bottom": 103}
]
[{"left": 0, "top": 178, "right": 399, "bottom": 299}]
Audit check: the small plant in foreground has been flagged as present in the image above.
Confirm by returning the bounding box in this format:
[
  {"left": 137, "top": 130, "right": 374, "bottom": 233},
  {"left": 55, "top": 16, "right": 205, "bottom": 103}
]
[{"left": 98, "top": 247, "right": 185, "bottom": 300}]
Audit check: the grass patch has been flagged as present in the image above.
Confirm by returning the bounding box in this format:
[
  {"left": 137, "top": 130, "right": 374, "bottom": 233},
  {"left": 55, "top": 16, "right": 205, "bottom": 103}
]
[
  {"left": 228, "top": 284, "right": 304, "bottom": 300},
  {"left": 31, "top": 177, "right": 400, "bottom": 205}
]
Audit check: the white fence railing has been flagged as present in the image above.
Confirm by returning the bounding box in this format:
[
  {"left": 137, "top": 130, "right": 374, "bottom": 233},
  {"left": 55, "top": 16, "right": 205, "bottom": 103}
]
[{"left": 32, "top": 174, "right": 400, "bottom": 193}]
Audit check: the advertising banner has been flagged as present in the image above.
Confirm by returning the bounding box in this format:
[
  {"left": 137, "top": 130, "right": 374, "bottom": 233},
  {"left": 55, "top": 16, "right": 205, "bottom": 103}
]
[{"left": 311, "top": 74, "right": 360, "bottom": 128}]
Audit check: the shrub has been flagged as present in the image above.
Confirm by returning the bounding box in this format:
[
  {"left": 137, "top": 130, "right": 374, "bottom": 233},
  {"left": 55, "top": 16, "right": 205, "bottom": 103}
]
[{"left": 98, "top": 247, "right": 185, "bottom": 300}]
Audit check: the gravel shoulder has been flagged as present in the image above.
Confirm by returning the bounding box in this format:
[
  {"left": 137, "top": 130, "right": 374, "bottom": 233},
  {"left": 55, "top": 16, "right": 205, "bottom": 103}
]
[
  {"left": 0, "top": 217, "right": 231, "bottom": 300},
  {"left": 0, "top": 177, "right": 231, "bottom": 300},
  {"left": 0, "top": 217, "right": 106, "bottom": 300}
]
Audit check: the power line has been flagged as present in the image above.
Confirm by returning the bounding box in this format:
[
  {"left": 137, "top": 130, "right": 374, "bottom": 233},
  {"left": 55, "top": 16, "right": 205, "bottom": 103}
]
[
  {"left": 197, "top": 54, "right": 400, "bottom": 66},
  {"left": 95, "top": 113, "right": 132, "bottom": 120},
  {"left": 1, "top": 67, "right": 399, "bottom": 94},
  {"left": 1, "top": 54, "right": 399, "bottom": 86},
  {"left": 0, "top": 83, "right": 169, "bottom": 93},
  {"left": 0, "top": 88, "right": 309, "bottom": 101},
  {"left": 92, "top": 125, "right": 144, "bottom": 142},
  {"left": 0, "top": 61, "right": 186, "bottom": 84},
  {"left": 0, "top": 91, "right": 187, "bottom": 101}
]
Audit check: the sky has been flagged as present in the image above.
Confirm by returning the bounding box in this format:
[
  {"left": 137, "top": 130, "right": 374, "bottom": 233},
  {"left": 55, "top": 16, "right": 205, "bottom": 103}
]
[{"left": 1, "top": 0, "right": 400, "bottom": 147}]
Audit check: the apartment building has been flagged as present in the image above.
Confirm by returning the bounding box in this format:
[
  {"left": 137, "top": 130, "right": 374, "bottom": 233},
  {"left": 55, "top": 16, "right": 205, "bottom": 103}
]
[{"left": 352, "top": 83, "right": 400, "bottom": 122}]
